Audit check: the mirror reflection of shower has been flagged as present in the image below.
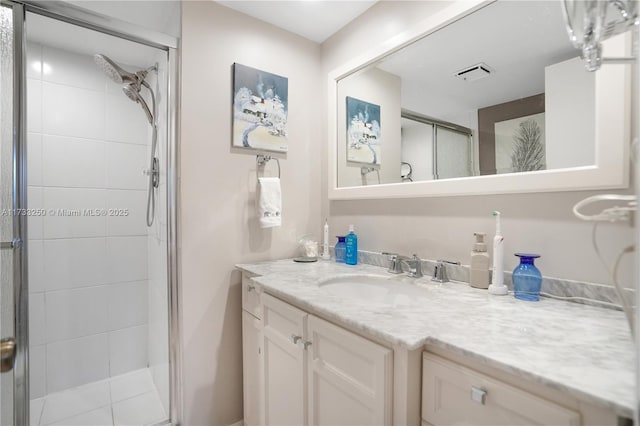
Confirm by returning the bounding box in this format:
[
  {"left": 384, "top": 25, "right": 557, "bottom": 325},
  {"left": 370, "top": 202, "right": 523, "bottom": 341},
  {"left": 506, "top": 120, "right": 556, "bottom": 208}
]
[{"left": 94, "top": 53, "right": 159, "bottom": 226}]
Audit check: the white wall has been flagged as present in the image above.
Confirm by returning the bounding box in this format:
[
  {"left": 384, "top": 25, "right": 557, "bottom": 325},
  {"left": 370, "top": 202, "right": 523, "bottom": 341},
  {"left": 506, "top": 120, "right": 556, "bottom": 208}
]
[
  {"left": 337, "top": 67, "right": 401, "bottom": 187},
  {"left": 321, "top": 1, "right": 634, "bottom": 286},
  {"left": 27, "top": 44, "right": 151, "bottom": 397},
  {"left": 545, "top": 56, "right": 596, "bottom": 169},
  {"left": 180, "top": 2, "right": 322, "bottom": 424}
]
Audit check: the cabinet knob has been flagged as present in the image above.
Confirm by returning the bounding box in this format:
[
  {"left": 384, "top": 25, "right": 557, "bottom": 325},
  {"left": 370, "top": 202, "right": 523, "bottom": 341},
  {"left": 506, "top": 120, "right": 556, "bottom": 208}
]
[
  {"left": 302, "top": 340, "right": 312, "bottom": 350},
  {"left": 291, "top": 334, "right": 302, "bottom": 344},
  {"left": 247, "top": 284, "right": 255, "bottom": 292},
  {"left": 470, "top": 386, "right": 487, "bottom": 405}
]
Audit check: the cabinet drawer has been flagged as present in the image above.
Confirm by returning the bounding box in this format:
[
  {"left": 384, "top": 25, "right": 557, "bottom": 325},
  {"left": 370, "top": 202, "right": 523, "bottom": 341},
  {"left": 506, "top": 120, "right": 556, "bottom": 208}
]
[
  {"left": 242, "top": 273, "right": 262, "bottom": 319},
  {"left": 262, "top": 293, "right": 306, "bottom": 345},
  {"left": 422, "top": 352, "right": 580, "bottom": 426}
]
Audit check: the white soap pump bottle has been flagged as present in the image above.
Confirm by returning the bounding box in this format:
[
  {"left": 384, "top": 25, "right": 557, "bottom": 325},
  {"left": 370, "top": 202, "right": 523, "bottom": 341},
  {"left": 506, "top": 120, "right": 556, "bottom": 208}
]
[{"left": 488, "top": 211, "right": 508, "bottom": 295}]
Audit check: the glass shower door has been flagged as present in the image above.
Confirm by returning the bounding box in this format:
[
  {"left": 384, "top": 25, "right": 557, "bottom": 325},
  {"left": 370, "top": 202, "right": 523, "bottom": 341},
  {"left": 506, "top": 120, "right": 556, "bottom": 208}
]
[{"left": 0, "top": 2, "right": 27, "bottom": 425}]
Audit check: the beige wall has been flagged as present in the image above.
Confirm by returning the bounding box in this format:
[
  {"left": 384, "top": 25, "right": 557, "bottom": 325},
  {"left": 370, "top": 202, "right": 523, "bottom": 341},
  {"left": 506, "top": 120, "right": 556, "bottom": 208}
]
[
  {"left": 180, "top": 2, "right": 321, "bottom": 424},
  {"left": 321, "top": 1, "right": 634, "bottom": 285}
]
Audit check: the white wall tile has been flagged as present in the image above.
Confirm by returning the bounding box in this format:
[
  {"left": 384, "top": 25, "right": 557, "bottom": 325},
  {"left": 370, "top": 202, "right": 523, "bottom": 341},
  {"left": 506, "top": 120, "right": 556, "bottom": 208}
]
[
  {"left": 42, "top": 188, "right": 106, "bottom": 239},
  {"left": 109, "top": 325, "right": 148, "bottom": 376},
  {"left": 28, "top": 239, "right": 45, "bottom": 293},
  {"left": 46, "top": 286, "right": 110, "bottom": 342},
  {"left": 105, "top": 93, "right": 151, "bottom": 145},
  {"left": 42, "top": 82, "right": 104, "bottom": 140},
  {"left": 106, "top": 236, "right": 147, "bottom": 283},
  {"left": 27, "top": 186, "right": 43, "bottom": 240},
  {"left": 106, "top": 142, "right": 147, "bottom": 190},
  {"left": 42, "top": 135, "right": 106, "bottom": 189},
  {"left": 48, "top": 406, "right": 113, "bottom": 426},
  {"left": 112, "top": 390, "right": 166, "bottom": 426},
  {"left": 29, "top": 345, "right": 46, "bottom": 399},
  {"left": 146, "top": 238, "right": 167, "bottom": 287},
  {"left": 29, "top": 292, "right": 45, "bottom": 346},
  {"left": 40, "top": 379, "right": 110, "bottom": 424},
  {"left": 27, "top": 42, "right": 42, "bottom": 80},
  {"left": 29, "top": 45, "right": 156, "bottom": 397},
  {"left": 150, "top": 362, "right": 170, "bottom": 415},
  {"left": 108, "top": 281, "right": 148, "bottom": 331},
  {"left": 110, "top": 368, "right": 154, "bottom": 403},
  {"left": 42, "top": 46, "right": 106, "bottom": 92},
  {"left": 44, "top": 238, "right": 108, "bottom": 290},
  {"left": 106, "top": 190, "right": 147, "bottom": 236},
  {"left": 27, "top": 133, "right": 43, "bottom": 186},
  {"left": 27, "top": 79, "right": 42, "bottom": 133},
  {"left": 46, "top": 334, "right": 109, "bottom": 393},
  {"left": 30, "top": 397, "right": 44, "bottom": 426}
]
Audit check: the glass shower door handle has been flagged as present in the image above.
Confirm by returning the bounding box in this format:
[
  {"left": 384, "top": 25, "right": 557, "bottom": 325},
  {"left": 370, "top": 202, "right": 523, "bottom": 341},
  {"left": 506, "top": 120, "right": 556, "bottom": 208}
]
[{"left": 0, "top": 338, "right": 15, "bottom": 373}]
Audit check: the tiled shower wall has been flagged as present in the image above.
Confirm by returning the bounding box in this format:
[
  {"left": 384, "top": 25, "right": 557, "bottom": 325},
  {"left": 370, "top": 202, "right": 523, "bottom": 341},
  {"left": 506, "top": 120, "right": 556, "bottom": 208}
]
[{"left": 27, "top": 43, "right": 150, "bottom": 397}]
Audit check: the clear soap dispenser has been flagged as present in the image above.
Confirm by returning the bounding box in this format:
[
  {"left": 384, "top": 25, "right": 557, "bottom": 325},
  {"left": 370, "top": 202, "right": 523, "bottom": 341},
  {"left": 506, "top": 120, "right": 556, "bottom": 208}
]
[{"left": 470, "top": 232, "right": 490, "bottom": 289}]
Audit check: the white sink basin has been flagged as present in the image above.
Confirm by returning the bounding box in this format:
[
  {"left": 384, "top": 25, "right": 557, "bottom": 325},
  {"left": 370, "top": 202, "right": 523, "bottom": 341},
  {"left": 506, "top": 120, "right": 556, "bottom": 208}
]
[{"left": 317, "top": 274, "right": 431, "bottom": 306}]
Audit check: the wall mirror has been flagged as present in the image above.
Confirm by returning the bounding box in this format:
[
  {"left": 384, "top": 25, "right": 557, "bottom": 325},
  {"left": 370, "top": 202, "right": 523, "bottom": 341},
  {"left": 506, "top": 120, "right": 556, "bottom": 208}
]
[{"left": 328, "top": 0, "right": 630, "bottom": 200}]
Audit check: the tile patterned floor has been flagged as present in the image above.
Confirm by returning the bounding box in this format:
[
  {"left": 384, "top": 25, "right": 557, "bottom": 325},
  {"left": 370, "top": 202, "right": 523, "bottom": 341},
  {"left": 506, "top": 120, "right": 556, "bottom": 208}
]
[{"left": 30, "top": 368, "right": 167, "bottom": 426}]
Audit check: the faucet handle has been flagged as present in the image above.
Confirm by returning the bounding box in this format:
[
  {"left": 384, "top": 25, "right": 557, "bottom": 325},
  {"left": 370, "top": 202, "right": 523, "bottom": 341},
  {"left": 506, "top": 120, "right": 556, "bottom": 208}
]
[
  {"left": 382, "top": 252, "right": 403, "bottom": 274},
  {"left": 432, "top": 259, "right": 459, "bottom": 283}
]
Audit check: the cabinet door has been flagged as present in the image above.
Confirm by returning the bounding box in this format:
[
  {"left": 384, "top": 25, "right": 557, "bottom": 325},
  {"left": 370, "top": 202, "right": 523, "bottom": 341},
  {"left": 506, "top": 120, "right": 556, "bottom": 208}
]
[
  {"left": 242, "top": 310, "right": 263, "bottom": 426},
  {"left": 307, "top": 315, "right": 393, "bottom": 426},
  {"left": 262, "top": 294, "right": 308, "bottom": 426},
  {"left": 422, "top": 353, "right": 580, "bottom": 426}
]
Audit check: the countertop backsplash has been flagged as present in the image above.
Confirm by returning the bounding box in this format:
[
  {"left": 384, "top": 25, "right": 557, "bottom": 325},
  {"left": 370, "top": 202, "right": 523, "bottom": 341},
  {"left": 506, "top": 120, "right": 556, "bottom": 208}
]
[{"left": 357, "top": 251, "right": 630, "bottom": 311}]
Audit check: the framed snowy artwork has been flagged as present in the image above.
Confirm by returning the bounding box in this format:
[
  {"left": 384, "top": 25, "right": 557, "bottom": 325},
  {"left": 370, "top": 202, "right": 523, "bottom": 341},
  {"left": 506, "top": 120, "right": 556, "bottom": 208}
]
[
  {"left": 232, "top": 63, "right": 288, "bottom": 152},
  {"left": 346, "top": 96, "right": 381, "bottom": 165}
]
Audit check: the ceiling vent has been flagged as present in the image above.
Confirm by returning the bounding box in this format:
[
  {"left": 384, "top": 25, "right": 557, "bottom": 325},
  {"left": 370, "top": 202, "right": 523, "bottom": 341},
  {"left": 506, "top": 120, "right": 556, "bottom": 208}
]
[{"left": 454, "top": 63, "right": 494, "bottom": 82}]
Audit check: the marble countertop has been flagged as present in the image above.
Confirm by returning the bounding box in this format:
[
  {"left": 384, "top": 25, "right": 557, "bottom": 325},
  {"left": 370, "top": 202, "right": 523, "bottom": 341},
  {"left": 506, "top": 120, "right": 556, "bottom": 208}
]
[{"left": 236, "top": 259, "right": 635, "bottom": 418}]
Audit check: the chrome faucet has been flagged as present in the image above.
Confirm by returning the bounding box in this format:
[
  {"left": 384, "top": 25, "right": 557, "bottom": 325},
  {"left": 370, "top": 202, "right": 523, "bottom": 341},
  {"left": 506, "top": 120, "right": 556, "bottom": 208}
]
[
  {"left": 432, "top": 259, "right": 460, "bottom": 283},
  {"left": 382, "top": 253, "right": 423, "bottom": 278}
]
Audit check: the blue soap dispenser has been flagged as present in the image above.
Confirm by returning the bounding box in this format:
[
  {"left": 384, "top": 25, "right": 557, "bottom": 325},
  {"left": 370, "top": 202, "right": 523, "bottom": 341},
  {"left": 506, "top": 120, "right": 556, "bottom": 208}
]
[{"left": 345, "top": 224, "right": 358, "bottom": 265}]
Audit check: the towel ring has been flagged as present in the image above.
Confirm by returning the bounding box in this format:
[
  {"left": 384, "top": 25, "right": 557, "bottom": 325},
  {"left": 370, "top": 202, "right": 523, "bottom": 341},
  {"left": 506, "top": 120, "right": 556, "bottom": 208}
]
[{"left": 256, "top": 154, "right": 281, "bottom": 178}]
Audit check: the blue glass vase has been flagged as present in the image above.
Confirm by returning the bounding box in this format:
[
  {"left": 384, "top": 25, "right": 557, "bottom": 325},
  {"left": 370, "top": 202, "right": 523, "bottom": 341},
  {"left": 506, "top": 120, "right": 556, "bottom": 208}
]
[{"left": 512, "top": 253, "right": 542, "bottom": 301}]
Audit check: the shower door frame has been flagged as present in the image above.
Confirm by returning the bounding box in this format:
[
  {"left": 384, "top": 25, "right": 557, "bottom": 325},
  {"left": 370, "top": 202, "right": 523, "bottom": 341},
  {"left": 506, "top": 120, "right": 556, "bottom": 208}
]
[{"left": 3, "top": 1, "right": 183, "bottom": 424}]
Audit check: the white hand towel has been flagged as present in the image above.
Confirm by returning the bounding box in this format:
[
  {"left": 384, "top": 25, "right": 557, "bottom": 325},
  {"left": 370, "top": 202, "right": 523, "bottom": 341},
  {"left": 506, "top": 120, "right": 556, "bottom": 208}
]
[{"left": 257, "top": 177, "right": 282, "bottom": 228}]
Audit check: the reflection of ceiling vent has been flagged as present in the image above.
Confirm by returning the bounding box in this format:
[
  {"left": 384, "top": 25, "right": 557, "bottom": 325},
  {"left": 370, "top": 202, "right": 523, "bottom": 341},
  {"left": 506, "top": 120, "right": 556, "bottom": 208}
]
[{"left": 454, "top": 63, "right": 493, "bottom": 82}]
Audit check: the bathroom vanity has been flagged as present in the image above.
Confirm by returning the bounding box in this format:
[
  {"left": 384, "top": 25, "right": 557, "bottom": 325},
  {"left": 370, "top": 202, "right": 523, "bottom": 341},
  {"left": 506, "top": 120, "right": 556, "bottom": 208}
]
[{"left": 237, "top": 259, "right": 633, "bottom": 426}]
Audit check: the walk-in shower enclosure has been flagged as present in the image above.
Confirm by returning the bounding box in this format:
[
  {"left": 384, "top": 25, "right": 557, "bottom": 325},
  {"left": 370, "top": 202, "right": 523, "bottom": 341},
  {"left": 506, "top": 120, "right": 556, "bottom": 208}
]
[{"left": 0, "top": 2, "right": 180, "bottom": 425}]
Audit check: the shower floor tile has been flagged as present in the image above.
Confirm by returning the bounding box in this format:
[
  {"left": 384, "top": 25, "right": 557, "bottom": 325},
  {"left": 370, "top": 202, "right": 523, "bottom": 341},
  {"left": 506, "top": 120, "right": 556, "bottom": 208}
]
[{"left": 32, "top": 368, "right": 167, "bottom": 426}]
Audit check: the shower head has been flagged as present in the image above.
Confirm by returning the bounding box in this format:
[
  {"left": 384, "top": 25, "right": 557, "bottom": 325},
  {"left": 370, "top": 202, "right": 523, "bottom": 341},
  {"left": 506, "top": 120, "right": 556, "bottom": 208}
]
[
  {"left": 93, "top": 54, "right": 137, "bottom": 84},
  {"left": 94, "top": 53, "right": 157, "bottom": 125},
  {"left": 123, "top": 82, "right": 154, "bottom": 125}
]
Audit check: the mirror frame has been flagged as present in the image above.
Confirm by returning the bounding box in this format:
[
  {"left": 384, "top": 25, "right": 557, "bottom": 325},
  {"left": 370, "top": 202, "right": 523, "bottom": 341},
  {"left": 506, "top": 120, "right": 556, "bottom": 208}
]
[{"left": 327, "top": 0, "right": 630, "bottom": 200}]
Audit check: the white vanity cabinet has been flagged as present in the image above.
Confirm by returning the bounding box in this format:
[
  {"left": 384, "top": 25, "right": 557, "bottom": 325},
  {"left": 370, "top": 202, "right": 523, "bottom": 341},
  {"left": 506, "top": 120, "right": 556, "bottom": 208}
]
[
  {"left": 242, "top": 273, "right": 393, "bottom": 426},
  {"left": 242, "top": 273, "right": 622, "bottom": 426},
  {"left": 421, "top": 353, "right": 581, "bottom": 426}
]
